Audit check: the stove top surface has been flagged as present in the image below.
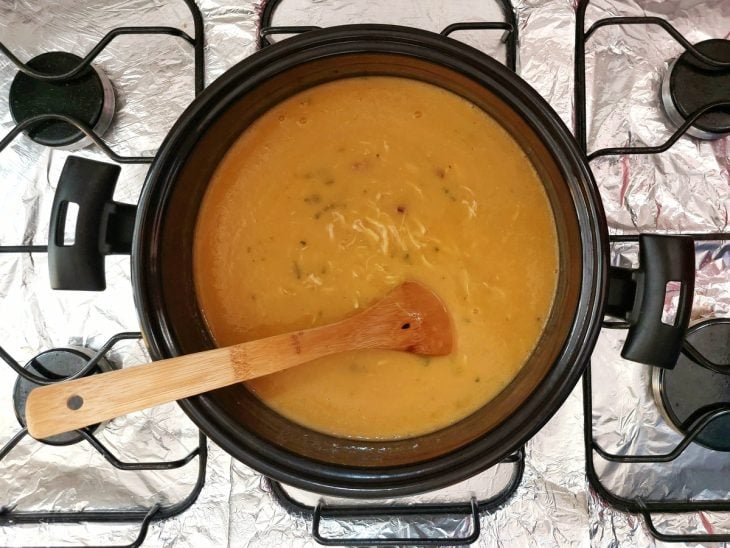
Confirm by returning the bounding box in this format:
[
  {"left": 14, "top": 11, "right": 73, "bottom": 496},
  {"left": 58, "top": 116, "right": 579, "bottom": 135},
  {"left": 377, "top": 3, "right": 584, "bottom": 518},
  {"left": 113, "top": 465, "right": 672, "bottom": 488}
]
[{"left": 1, "top": 0, "right": 729, "bottom": 546}]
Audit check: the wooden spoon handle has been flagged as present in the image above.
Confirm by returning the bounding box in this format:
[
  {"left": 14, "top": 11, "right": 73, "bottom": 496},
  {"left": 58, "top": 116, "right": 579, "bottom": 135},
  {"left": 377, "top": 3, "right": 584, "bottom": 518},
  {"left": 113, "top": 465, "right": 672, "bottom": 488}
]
[
  {"left": 25, "top": 322, "right": 358, "bottom": 440},
  {"left": 24, "top": 281, "right": 452, "bottom": 440}
]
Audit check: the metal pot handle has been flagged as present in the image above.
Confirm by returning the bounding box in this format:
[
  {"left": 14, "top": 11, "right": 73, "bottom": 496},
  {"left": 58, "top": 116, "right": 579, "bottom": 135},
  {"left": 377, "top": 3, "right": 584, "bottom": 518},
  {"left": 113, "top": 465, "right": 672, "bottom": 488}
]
[
  {"left": 606, "top": 234, "right": 695, "bottom": 369},
  {"left": 48, "top": 156, "right": 135, "bottom": 291}
]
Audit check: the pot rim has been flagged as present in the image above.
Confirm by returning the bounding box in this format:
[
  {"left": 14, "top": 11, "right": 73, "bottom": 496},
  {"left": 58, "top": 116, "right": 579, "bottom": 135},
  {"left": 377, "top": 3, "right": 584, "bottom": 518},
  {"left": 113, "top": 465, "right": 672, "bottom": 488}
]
[{"left": 133, "top": 23, "right": 608, "bottom": 497}]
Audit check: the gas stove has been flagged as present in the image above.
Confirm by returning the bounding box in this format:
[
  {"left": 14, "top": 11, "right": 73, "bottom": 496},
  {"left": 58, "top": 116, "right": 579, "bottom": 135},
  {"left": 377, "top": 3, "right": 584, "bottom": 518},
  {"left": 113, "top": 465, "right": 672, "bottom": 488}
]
[{"left": 1, "top": 0, "right": 728, "bottom": 546}]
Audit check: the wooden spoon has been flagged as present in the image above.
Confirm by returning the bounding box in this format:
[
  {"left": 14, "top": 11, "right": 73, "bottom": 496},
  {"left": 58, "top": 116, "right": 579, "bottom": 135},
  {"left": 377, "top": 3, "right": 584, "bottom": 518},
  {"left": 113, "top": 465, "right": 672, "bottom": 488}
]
[{"left": 25, "top": 281, "right": 453, "bottom": 440}]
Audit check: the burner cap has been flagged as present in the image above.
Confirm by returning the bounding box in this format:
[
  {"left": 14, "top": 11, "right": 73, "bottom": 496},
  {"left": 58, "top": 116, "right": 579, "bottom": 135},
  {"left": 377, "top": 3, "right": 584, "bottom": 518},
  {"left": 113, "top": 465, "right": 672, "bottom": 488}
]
[
  {"left": 13, "top": 347, "right": 114, "bottom": 445},
  {"left": 652, "top": 320, "right": 730, "bottom": 452},
  {"left": 661, "top": 39, "right": 730, "bottom": 140},
  {"left": 9, "top": 52, "right": 115, "bottom": 149}
]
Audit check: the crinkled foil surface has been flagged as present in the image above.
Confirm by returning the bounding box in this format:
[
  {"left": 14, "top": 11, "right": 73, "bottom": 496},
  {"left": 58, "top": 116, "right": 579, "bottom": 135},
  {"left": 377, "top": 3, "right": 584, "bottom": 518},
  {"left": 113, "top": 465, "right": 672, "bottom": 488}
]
[{"left": 0, "top": 0, "right": 728, "bottom": 546}]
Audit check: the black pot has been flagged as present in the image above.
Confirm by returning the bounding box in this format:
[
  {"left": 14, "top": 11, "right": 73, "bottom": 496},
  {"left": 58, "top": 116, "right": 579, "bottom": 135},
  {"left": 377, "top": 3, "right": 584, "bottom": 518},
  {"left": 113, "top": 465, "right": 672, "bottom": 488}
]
[{"left": 47, "top": 25, "right": 696, "bottom": 497}]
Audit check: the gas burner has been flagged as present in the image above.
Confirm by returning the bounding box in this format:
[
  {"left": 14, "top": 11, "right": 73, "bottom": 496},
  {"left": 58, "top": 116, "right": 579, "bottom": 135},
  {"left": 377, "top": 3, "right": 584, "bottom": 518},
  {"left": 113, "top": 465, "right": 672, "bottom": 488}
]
[
  {"left": 651, "top": 320, "right": 730, "bottom": 452},
  {"left": 660, "top": 39, "right": 730, "bottom": 140},
  {"left": 9, "top": 52, "right": 115, "bottom": 150},
  {"left": 12, "top": 347, "right": 116, "bottom": 445}
]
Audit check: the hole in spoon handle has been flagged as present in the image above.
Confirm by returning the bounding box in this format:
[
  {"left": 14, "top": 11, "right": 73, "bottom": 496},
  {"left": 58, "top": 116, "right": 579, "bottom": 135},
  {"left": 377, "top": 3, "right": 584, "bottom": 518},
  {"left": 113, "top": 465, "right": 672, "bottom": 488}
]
[{"left": 67, "top": 395, "right": 84, "bottom": 410}]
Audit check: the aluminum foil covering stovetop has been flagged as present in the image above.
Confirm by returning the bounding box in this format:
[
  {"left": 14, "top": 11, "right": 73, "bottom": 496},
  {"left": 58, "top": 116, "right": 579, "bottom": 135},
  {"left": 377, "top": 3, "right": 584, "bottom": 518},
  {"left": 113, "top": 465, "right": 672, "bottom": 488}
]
[{"left": 0, "top": 0, "right": 728, "bottom": 546}]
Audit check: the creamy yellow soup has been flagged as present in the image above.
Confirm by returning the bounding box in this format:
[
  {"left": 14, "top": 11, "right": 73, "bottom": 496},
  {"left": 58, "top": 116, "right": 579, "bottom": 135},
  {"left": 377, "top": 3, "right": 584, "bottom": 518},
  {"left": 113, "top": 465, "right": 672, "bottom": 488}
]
[{"left": 194, "top": 76, "right": 558, "bottom": 440}]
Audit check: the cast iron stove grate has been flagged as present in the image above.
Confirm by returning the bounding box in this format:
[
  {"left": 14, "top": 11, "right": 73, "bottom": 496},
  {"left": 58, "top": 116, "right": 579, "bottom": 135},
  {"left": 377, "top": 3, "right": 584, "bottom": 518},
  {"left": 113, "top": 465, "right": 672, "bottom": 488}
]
[
  {"left": 0, "top": 335, "right": 207, "bottom": 548},
  {"left": 264, "top": 452, "right": 525, "bottom": 546},
  {"left": 0, "top": 0, "right": 203, "bottom": 167},
  {"left": 576, "top": 0, "right": 730, "bottom": 542},
  {"left": 258, "top": 0, "right": 519, "bottom": 71},
  {"left": 0, "top": 1, "right": 207, "bottom": 546},
  {"left": 0, "top": 0, "right": 204, "bottom": 256}
]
